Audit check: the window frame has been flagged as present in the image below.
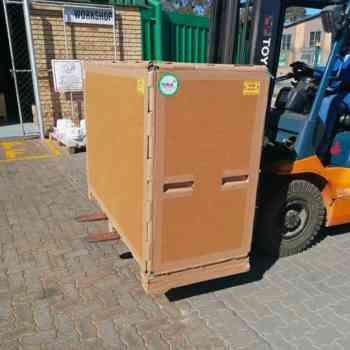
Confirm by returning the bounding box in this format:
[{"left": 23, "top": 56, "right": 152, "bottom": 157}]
[
  {"left": 281, "top": 33, "right": 292, "bottom": 51},
  {"left": 309, "top": 31, "right": 321, "bottom": 48}
]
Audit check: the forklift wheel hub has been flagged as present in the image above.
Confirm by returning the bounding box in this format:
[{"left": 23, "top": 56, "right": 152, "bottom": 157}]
[{"left": 283, "top": 201, "right": 308, "bottom": 238}]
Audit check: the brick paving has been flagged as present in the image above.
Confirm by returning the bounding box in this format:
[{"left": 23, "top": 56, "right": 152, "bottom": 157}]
[{"left": 1, "top": 148, "right": 350, "bottom": 349}]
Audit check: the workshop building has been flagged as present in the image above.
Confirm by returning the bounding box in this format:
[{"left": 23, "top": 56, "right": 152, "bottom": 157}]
[{"left": 0, "top": 0, "right": 144, "bottom": 137}]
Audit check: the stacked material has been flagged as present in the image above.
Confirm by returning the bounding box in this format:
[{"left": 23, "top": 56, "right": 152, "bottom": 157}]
[{"left": 51, "top": 118, "right": 86, "bottom": 151}]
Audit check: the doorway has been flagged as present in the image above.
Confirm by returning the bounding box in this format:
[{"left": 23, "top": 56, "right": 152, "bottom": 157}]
[{"left": 0, "top": 1, "right": 37, "bottom": 138}]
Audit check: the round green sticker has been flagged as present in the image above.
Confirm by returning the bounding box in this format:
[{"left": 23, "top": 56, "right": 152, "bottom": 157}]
[{"left": 158, "top": 73, "right": 179, "bottom": 96}]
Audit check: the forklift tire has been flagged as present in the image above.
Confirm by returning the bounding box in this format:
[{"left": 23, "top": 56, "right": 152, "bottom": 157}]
[{"left": 255, "top": 179, "right": 324, "bottom": 257}]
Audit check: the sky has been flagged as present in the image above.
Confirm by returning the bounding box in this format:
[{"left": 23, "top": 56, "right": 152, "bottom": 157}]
[{"left": 306, "top": 8, "right": 320, "bottom": 15}]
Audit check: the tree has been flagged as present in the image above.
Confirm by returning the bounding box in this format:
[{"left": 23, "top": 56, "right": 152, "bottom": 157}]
[
  {"left": 285, "top": 7, "right": 306, "bottom": 23},
  {"left": 161, "top": 0, "right": 212, "bottom": 16}
]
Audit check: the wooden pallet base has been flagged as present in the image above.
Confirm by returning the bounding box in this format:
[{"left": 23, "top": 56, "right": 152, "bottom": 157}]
[{"left": 142, "top": 258, "right": 250, "bottom": 295}]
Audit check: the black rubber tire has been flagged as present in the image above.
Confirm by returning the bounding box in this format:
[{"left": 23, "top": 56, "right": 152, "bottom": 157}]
[{"left": 255, "top": 179, "right": 324, "bottom": 257}]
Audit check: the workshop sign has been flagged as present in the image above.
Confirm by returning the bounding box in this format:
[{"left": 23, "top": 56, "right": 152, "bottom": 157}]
[
  {"left": 52, "top": 60, "right": 83, "bottom": 92},
  {"left": 63, "top": 6, "right": 114, "bottom": 26}
]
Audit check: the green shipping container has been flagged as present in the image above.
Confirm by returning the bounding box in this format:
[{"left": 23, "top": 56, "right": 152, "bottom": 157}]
[{"left": 141, "top": 0, "right": 209, "bottom": 62}]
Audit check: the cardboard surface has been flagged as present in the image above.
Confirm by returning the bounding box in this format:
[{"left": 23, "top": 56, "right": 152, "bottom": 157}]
[
  {"left": 152, "top": 65, "right": 269, "bottom": 274},
  {"left": 85, "top": 63, "right": 148, "bottom": 267},
  {"left": 85, "top": 62, "right": 269, "bottom": 292}
]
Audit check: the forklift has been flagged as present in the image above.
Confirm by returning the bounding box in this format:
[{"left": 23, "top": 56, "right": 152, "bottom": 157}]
[{"left": 209, "top": 0, "right": 350, "bottom": 257}]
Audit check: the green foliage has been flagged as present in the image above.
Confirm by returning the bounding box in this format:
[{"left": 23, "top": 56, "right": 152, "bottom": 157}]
[
  {"left": 285, "top": 7, "right": 306, "bottom": 23},
  {"left": 161, "top": 0, "right": 212, "bottom": 16}
]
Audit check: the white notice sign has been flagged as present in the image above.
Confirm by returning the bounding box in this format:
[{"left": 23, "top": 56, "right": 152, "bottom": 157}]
[
  {"left": 52, "top": 60, "right": 83, "bottom": 92},
  {"left": 64, "top": 6, "right": 114, "bottom": 26}
]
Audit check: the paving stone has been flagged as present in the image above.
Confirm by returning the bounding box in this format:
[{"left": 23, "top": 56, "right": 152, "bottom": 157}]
[
  {"left": 1, "top": 325, "right": 36, "bottom": 343},
  {"left": 267, "top": 301, "right": 300, "bottom": 324},
  {"left": 135, "top": 317, "right": 169, "bottom": 334},
  {"left": 323, "top": 342, "right": 345, "bottom": 350},
  {"left": 311, "top": 280, "right": 346, "bottom": 300},
  {"left": 303, "top": 293, "right": 340, "bottom": 312},
  {"left": 0, "top": 304, "right": 12, "bottom": 322},
  {"left": 54, "top": 314, "right": 76, "bottom": 338},
  {"left": 292, "top": 277, "right": 322, "bottom": 298},
  {"left": 33, "top": 303, "right": 54, "bottom": 331},
  {"left": 317, "top": 307, "right": 350, "bottom": 334},
  {"left": 251, "top": 315, "right": 287, "bottom": 335},
  {"left": 95, "top": 319, "right": 123, "bottom": 347},
  {"left": 8, "top": 272, "right": 25, "bottom": 294},
  {"left": 216, "top": 292, "right": 251, "bottom": 313},
  {"left": 119, "top": 326, "right": 145, "bottom": 349},
  {"left": 78, "top": 318, "right": 97, "bottom": 340},
  {"left": 81, "top": 338, "right": 107, "bottom": 350},
  {"left": 21, "top": 330, "right": 57, "bottom": 345},
  {"left": 205, "top": 308, "right": 248, "bottom": 334},
  {"left": 242, "top": 342, "right": 272, "bottom": 350},
  {"left": 224, "top": 329, "right": 261, "bottom": 349},
  {"left": 46, "top": 335, "right": 81, "bottom": 350},
  {"left": 242, "top": 296, "right": 273, "bottom": 319},
  {"left": 142, "top": 332, "right": 170, "bottom": 350},
  {"left": 3, "top": 147, "right": 350, "bottom": 350},
  {"left": 332, "top": 298, "right": 350, "bottom": 319},
  {"left": 197, "top": 300, "right": 227, "bottom": 318},
  {"left": 238, "top": 309, "right": 261, "bottom": 324},
  {"left": 14, "top": 303, "right": 33, "bottom": 327},
  {"left": 0, "top": 340, "right": 19, "bottom": 350},
  {"left": 263, "top": 331, "right": 297, "bottom": 350},
  {"left": 278, "top": 289, "right": 310, "bottom": 308},
  {"left": 307, "top": 325, "right": 343, "bottom": 347},
  {"left": 289, "top": 303, "right": 328, "bottom": 329},
  {"left": 159, "top": 322, "right": 189, "bottom": 347},
  {"left": 277, "top": 319, "right": 313, "bottom": 342},
  {"left": 294, "top": 336, "right": 322, "bottom": 350}
]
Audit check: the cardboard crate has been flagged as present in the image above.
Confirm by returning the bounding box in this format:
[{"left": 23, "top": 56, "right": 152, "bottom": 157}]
[{"left": 84, "top": 62, "right": 269, "bottom": 294}]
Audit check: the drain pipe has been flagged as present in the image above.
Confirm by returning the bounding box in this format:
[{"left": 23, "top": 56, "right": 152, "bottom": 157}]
[{"left": 23, "top": 0, "right": 45, "bottom": 139}]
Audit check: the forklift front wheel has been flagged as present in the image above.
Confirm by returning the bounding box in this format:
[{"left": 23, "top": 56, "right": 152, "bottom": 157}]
[{"left": 256, "top": 179, "right": 324, "bottom": 257}]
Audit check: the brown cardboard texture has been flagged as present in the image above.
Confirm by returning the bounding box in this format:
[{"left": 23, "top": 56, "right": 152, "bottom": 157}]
[{"left": 84, "top": 62, "right": 269, "bottom": 294}]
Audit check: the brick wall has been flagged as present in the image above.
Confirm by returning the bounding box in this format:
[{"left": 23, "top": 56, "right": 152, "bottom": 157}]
[{"left": 31, "top": 3, "right": 142, "bottom": 133}]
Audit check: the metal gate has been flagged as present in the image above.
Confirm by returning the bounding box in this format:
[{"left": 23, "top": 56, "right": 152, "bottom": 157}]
[{"left": 2, "top": 0, "right": 38, "bottom": 137}]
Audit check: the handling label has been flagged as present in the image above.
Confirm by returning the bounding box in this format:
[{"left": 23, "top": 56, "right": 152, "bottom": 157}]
[
  {"left": 137, "top": 79, "right": 145, "bottom": 96},
  {"left": 243, "top": 80, "right": 261, "bottom": 96},
  {"left": 158, "top": 73, "right": 179, "bottom": 96}
]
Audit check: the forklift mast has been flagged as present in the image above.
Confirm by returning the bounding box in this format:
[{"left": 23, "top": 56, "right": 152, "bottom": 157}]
[
  {"left": 208, "top": 0, "right": 345, "bottom": 77},
  {"left": 248, "top": 0, "right": 286, "bottom": 76}
]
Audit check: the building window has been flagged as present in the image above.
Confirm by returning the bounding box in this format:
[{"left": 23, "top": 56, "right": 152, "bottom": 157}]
[
  {"left": 281, "top": 34, "right": 292, "bottom": 50},
  {"left": 309, "top": 31, "right": 321, "bottom": 48}
]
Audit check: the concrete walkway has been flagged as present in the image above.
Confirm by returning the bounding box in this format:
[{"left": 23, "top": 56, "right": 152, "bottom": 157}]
[{"left": 1, "top": 141, "right": 350, "bottom": 349}]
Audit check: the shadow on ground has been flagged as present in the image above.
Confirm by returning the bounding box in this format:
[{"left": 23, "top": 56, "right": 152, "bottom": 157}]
[
  {"left": 166, "top": 253, "right": 277, "bottom": 302},
  {"left": 317, "top": 222, "right": 350, "bottom": 242},
  {"left": 166, "top": 223, "right": 350, "bottom": 301}
]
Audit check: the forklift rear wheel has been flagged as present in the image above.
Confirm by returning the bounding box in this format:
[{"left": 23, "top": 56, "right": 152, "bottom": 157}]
[{"left": 256, "top": 179, "right": 324, "bottom": 257}]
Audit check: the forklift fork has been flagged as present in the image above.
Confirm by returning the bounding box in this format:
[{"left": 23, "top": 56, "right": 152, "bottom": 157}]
[
  {"left": 75, "top": 211, "right": 108, "bottom": 223},
  {"left": 75, "top": 211, "right": 120, "bottom": 242}
]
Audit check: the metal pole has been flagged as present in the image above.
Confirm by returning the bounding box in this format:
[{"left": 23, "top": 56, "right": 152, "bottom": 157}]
[
  {"left": 62, "top": 7, "right": 75, "bottom": 122},
  {"left": 63, "top": 8, "right": 68, "bottom": 57},
  {"left": 23, "top": 0, "right": 45, "bottom": 139},
  {"left": 2, "top": 0, "right": 26, "bottom": 137},
  {"left": 112, "top": 5, "right": 117, "bottom": 62}
]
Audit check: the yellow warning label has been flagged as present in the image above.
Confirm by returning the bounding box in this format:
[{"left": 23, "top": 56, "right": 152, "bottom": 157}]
[
  {"left": 137, "top": 79, "right": 145, "bottom": 96},
  {"left": 243, "top": 80, "right": 261, "bottom": 96}
]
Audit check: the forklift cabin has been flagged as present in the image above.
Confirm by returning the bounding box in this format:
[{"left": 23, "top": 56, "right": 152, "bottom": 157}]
[{"left": 209, "top": 0, "right": 350, "bottom": 257}]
